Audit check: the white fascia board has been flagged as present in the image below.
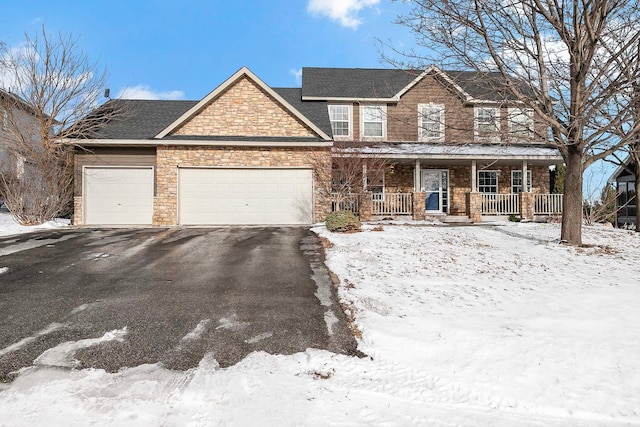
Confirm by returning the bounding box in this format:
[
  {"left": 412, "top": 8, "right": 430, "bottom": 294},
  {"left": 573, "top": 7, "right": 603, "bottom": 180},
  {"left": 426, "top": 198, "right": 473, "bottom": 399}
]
[
  {"left": 154, "top": 66, "right": 331, "bottom": 141},
  {"left": 301, "top": 96, "right": 398, "bottom": 102},
  {"left": 69, "top": 138, "right": 333, "bottom": 148},
  {"left": 351, "top": 152, "right": 563, "bottom": 161},
  {"left": 608, "top": 155, "right": 632, "bottom": 183},
  {"left": 395, "top": 65, "right": 473, "bottom": 102}
]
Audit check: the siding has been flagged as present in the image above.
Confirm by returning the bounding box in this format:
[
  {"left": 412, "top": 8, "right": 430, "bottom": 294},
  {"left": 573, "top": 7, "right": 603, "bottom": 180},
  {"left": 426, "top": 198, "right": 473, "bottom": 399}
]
[{"left": 74, "top": 147, "right": 157, "bottom": 196}]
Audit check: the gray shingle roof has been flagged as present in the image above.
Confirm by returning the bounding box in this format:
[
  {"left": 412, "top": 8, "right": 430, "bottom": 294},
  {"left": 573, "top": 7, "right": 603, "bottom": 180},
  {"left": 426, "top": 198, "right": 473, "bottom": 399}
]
[
  {"left": 272, "top": 88, "right": 331, "bottom": 137},
  {"left": 89, "top": 99, "right": 198, "bottom": 139},
  {"left": 86, "top": 92, "right": 332, "bottom": 140},
  {"left": 82, "top": 66, "right": 531, "bottom": 142},
  {"left": 302, "top": 68, "right": 416, "bottom": 99},
  {"left": 301, "top": 67, "right": 525, "bottom": 102}
]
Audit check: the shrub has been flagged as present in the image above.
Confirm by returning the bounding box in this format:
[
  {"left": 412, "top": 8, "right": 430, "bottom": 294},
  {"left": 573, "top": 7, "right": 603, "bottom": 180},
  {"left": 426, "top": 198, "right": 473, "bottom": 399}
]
[{"left": 325, "top": 210, "right": 361, "bottom": 233}]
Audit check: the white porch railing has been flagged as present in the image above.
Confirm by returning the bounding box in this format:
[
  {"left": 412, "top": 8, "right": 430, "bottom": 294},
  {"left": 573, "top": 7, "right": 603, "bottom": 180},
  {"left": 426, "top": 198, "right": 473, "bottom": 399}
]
[
  {"left": 481, "top": 194, "right": 520, "bottom": 215},
  {"left": 372, "top": 193, "right": 413, "bottom": 216},
  {"left": 331, "top": 193, "right": 360, "bottom": 214},
  {"left": 534, "top": 194, "right": 563, "bottom": 215}
]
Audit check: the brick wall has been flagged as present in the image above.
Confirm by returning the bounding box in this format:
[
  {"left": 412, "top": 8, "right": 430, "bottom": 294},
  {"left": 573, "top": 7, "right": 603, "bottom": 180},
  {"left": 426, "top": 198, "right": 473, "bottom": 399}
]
[
  {"left": 174, "top": 76, "right": 316, "bottom": 137},
  {"left": 154, "top": 145, "right": 332, "bottom": 225}
]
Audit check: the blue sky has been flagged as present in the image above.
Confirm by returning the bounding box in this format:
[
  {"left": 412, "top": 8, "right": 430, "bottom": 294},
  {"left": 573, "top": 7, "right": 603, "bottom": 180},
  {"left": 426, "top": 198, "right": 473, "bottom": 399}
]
[
  {"left": 0, "top": 0, "right": 618, "bottom": 189},
  {"left": 2, "top": 0, "right": 413, "bottom": 100}
]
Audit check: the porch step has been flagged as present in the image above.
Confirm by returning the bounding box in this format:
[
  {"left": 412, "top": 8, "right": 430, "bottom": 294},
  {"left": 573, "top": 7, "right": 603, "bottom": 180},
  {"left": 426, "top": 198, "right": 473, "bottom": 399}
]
[{"left": 425, "top": 214, "right": 472, "bottom": 224}]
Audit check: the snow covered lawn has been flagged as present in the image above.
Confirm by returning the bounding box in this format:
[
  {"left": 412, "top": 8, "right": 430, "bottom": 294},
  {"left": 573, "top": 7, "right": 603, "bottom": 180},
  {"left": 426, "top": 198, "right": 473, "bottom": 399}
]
[
  {"left": 0, "top": 212, "right": 69, "bottom": 237},
  {"left": 1, "top": 222, "right": 639, "bottom": 426}
]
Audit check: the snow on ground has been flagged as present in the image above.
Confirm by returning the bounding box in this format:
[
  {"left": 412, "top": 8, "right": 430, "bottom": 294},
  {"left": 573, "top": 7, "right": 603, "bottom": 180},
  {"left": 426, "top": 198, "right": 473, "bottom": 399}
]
[
  {"left": 1, "top": 222, "right": 639, "bottom": 426},
  {"left": 0, "top": 212, "right": 69, "bottom": 237}
]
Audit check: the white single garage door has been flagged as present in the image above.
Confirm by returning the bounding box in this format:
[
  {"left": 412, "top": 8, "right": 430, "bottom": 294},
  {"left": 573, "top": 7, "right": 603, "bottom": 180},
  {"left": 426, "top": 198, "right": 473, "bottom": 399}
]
[
  {"left": 84, "top": 167, "right": 154, "bottom": 225},
  {"left": 179, "top": 168, "right": 313, "bottom": 225}
]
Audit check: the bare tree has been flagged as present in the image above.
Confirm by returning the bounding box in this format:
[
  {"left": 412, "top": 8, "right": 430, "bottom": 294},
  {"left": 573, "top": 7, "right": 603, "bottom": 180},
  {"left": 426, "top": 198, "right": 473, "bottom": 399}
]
[
  {"left": 310, "top": 141, "right": 388, "bottom": 216},
  {"left": 0, "top": 26, "right": 124, "bottom": 225},
  {"left": 390, "top": 0, "right": 640, "bottom": 245}
]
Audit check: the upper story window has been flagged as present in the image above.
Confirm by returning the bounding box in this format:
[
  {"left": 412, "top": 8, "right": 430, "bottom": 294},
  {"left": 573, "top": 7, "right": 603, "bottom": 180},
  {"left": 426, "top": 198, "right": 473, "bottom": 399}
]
[
  {"left": 508, "top": 108, "right": 534, "bottom": 138},
  {"left": 361, "top": 105, "right": 385, "bottom": 138},
  {"left": 418, "top": 103, "right": 445, "bottom": 142},
  {"left": 328, "top": 105, "right": 351, "bottom": 138},
  {"left": 511, "top": 170, "right": 532, "bottom": 193},
  {"left": 475, "top": 107, "right": 500, "bottom": 137}
]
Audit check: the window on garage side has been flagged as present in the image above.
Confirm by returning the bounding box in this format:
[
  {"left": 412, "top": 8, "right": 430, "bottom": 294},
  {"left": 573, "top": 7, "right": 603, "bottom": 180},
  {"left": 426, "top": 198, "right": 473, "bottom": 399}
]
[{"left": 328, "top": 105, "right": 351, "bottom": 138}]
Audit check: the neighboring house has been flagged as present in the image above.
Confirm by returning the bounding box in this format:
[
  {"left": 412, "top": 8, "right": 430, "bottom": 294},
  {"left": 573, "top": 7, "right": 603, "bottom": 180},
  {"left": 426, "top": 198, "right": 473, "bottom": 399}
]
[
  {"left": 0, "top": 89, "right": 38, "bottom": 196},
  {"left": 609, "top": 158, "right": 637, "bottom": 228},
  {"left": 70, "top": 66, "right": 563, "bottom": 226}
]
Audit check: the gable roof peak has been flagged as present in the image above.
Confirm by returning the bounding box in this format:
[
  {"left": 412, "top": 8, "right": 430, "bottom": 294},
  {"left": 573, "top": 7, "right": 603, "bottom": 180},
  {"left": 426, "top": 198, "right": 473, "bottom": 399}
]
[{"left": 154, "top": 66, "right": 330, "bottom": 140}]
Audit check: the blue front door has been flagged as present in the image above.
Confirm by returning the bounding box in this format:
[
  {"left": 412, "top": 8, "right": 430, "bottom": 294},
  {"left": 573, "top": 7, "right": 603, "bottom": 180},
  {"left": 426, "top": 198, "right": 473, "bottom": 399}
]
[{"left": 421, "top": 170, "right": 449, "bottom": 213}]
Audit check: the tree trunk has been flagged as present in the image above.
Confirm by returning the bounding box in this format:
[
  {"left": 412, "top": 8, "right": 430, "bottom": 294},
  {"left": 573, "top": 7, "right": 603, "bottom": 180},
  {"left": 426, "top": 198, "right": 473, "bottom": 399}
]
[{"left": 561, "top": 147, "right": 583, "bottom": 245}]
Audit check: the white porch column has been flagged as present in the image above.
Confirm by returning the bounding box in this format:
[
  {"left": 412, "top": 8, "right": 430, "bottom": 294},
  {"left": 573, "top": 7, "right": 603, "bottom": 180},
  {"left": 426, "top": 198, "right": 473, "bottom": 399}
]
[
  {"left": 362, "top": 164, "right": 367, "bottom": 191},
  {"left": 471, "top": 160, "right": 477, "bottom": 192},
  {"left": 521, "top": 160, "right": 529, "bottom": 192},
  {"left": 414, "top": 159, "right": 421, "bottom": 191}
]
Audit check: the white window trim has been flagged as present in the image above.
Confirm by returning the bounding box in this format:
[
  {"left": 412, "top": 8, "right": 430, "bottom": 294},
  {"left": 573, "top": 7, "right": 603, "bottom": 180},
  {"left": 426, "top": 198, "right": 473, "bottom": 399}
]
[
  {"left": 328, "top": 104, "right": 353, "bottom": 140},
  {"left": 421, "top": 169, "right": 450, "bottom": 214},
  {"left": 511, "top": 170, "right": 532, "bottom": 193},
  {"left": 477, "top": 170, "right": 499, "bottom": 194},
  {"left": 360, "top": 104, "right": 386, "bottom": 141},
  {"left": 508, "top": 107, "right": 534, "bottom": 138},
  {"left": 418, "top": 103, "right": 445, "bottom": 142},
  {"left": 474, "top": 107, "right": 501, "bottom": 141}
]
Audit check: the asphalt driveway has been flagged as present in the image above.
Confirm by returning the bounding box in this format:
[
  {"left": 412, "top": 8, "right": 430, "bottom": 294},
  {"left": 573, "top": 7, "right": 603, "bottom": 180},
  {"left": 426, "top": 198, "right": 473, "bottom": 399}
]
[{"left": 0, "top": 227, "right": 358, "bottom": 382}]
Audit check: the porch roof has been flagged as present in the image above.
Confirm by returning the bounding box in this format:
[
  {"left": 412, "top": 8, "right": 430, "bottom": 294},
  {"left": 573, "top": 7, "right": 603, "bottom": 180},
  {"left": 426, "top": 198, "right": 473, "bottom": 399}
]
[{"left": 337, "top": 143, "right": 563, "bottom": 166}]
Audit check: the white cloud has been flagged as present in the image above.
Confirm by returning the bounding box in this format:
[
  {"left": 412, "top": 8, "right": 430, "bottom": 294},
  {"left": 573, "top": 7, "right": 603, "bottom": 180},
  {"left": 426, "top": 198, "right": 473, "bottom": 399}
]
[
  {"left": 289, "top": 68, "right": 302, "bottom": 84},
  {"left": 116, "top": 85, "right": 185, "bottom": 100},
  {"left": 307, "top": 0, "right": 379, "bottom": 29}
]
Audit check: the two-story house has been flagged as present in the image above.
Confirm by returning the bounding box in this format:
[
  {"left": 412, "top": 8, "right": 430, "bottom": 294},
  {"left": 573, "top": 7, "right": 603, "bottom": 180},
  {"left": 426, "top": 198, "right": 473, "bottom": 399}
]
[{"left": 70, "top": 66, "right": 563, "bottom": 226}]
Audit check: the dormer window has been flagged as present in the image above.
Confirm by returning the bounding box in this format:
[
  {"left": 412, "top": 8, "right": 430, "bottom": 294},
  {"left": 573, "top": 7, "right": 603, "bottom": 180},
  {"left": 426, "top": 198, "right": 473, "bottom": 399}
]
[
  {"left": 328, "top": 104, "right": 352, "bottom": 138},
  {"left": 361, "top": 105, "right": 385, "bottom": 139},
  {"left": 418, "top": 104, "right": 445, "bottom": 142}
]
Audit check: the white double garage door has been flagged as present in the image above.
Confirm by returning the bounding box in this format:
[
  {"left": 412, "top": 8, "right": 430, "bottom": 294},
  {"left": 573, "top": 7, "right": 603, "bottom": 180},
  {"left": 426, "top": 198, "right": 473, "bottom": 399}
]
[{"left": 83, "top": 167, "right": 314, "bottom": 226}]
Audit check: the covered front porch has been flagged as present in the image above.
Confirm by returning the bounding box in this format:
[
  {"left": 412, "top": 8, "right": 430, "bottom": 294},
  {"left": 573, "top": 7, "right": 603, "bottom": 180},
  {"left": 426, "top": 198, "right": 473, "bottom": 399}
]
[{"left": 331, "top": 143, "right": 564, "bottom": 222}]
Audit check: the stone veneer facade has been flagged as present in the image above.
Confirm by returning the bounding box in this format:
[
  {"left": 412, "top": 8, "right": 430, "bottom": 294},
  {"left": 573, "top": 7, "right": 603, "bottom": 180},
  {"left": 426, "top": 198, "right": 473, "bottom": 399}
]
[
  {"left": 153, "top": 145, "right": 332, "bottom": 226},
  {"left": 174, "top": 76, "right": 316, "bottom": 137}
]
